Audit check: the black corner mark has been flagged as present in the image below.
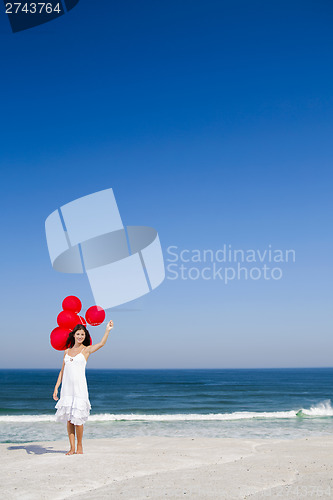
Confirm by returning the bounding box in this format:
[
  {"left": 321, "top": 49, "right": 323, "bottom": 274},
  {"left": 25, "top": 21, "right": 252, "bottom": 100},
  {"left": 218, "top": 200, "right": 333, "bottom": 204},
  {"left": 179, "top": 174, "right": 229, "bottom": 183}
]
[
  {"left": 3, "top": 0, "right": 81, "bottom": 33},
  {"left": 63, "top": 0, "right": 79, "bottom": 12}
]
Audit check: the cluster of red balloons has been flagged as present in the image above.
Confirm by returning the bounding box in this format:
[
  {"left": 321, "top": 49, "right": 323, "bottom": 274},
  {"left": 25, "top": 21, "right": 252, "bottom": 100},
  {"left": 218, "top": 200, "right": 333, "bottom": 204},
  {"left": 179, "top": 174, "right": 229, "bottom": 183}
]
[{"left": 50, "top": 296, "right": 106, "bottom": 351}]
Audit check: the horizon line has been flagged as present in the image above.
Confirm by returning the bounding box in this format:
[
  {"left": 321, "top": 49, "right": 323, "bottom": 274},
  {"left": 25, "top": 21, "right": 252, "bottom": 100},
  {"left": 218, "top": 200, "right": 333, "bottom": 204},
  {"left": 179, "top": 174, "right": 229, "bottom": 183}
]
[{"left": 1, "top": 366, "right": 333, "bottom": 371}]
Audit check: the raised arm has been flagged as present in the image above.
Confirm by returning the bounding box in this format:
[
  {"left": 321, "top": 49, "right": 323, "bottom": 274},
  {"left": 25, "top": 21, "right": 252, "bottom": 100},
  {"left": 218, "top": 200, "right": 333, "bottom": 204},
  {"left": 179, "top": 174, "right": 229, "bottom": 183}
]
[
  {"left": 87, "top": 320, "right": 114, "bottom": 355},
  {"left": 53, "top": 350, "right": 67, "bottom": 401}
]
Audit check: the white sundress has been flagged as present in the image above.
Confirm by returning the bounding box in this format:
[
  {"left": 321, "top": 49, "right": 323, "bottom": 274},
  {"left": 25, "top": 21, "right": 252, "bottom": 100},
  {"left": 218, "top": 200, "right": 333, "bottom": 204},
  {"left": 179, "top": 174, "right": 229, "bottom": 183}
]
[{"left": 55, "top": 351, "right": 91, "bottom": 425}]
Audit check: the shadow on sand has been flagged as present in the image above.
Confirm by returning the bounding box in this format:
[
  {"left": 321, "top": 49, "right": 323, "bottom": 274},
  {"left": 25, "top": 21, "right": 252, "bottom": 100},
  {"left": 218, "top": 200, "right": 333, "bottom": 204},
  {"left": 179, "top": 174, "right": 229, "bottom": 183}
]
[{"left": 7, "top": 444, "right": 67, "bottom": 455}]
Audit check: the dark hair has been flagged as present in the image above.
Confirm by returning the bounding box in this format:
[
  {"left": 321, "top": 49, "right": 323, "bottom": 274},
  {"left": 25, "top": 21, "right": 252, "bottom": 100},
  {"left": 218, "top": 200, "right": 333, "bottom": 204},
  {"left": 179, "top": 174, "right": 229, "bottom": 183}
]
[{"left": 65, "top": 324, "right": 91, "bottom": 348}]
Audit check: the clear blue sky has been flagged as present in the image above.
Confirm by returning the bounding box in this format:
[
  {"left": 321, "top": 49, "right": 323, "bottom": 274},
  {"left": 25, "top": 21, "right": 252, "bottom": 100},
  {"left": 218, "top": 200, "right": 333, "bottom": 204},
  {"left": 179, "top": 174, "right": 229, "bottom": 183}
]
[{"left": 0, "top": 0, "right": 332, "bottom": 369}]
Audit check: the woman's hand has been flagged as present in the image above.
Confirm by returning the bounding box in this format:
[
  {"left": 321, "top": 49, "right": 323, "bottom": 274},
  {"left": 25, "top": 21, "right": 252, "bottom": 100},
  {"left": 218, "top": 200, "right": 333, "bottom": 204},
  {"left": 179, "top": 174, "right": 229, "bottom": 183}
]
[
  {"left": 106, "top": 320, "right": 114, "bottom": 332},
  {"left": 88, "top": 320, "right": 114, "bottom": 354},
  {"left": 53, "top": 389, "right": 59, "bottom": 401}
]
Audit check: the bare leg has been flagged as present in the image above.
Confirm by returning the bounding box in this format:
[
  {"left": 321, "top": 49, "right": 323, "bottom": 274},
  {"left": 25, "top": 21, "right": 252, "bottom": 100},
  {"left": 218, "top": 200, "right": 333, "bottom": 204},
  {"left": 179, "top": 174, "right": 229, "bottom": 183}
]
[
  {"left": 66, "top": 421, "right": 75, "bottom": 455},
  {"left": 75, "top": 424, "right": 84, "bottom": 454}
]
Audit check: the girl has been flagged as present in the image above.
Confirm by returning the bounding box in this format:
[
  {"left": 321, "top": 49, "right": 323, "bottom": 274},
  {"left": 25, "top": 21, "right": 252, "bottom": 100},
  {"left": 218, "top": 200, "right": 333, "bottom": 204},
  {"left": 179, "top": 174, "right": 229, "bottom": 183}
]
[{"left": 53, "top": 319, "right": 114, "bottom": 455}]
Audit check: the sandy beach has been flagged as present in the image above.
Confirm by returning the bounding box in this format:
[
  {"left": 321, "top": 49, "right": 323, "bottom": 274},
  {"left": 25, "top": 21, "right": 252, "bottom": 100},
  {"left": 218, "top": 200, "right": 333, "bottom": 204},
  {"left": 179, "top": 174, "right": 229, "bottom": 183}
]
[{"left": 1, "top": 436, "right": 333, "bottom": 499}]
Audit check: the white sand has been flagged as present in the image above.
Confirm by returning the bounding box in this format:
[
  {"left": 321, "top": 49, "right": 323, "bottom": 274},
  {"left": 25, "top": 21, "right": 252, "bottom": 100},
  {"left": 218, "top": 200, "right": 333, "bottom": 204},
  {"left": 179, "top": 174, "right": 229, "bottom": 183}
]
[{"left": 1, "top": 436, "right": 333, "bottom": 499}]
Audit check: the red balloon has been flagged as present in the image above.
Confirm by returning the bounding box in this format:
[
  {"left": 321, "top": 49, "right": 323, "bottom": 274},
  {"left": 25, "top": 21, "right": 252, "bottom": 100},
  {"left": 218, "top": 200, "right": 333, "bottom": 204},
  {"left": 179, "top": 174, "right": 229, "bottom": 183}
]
[
  {"left": 57, "top": 310, "right": 79, "bottom": 330},
  {"left": 77, "top": 315, "right": 87, "bottom": 327},
  {"left": 50, "top": 327, "right": 71, "bottom": 351},
  {"left": 62, "top": 295, "right": 82, "bottom": 313},
  {"left": 85, "top": 305, "right": 105, "bottom": 326}
]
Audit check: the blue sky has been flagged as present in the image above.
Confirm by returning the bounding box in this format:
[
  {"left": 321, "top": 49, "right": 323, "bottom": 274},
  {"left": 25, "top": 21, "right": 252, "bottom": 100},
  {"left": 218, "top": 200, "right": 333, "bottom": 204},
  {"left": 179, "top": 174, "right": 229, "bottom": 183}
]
[{"left": 0, "top": 0, "right": 332, "bottom": 368}]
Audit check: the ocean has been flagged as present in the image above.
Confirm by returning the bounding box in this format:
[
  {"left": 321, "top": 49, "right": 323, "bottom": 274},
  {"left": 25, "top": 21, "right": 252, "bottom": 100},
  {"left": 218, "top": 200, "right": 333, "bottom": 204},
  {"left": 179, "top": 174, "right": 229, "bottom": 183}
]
[{"left": 1, "top": 368, "right": 333, "bottom": 443}]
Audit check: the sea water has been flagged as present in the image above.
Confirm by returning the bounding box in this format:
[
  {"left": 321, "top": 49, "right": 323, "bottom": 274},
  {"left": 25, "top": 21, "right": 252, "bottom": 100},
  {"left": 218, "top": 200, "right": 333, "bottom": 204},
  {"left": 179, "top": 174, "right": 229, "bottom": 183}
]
[{"left": 1, "top": 368, "right": 333, "bottom": 443}]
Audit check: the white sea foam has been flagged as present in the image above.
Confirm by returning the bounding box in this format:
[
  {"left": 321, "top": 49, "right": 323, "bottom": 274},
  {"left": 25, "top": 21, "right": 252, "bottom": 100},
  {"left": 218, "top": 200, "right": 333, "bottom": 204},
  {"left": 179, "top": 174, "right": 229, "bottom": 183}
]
[
  {"left": 299, "top": 400, "right": 333, "bottom": 417},
  {"left": 88, "top": 411, "right": 298, "bottom": 422},
  {"left": 0, "top": 415, "right": 55, "bottom": 423},
  {"left": 1, "top": 400, "right": 333, "bottom": 423}
]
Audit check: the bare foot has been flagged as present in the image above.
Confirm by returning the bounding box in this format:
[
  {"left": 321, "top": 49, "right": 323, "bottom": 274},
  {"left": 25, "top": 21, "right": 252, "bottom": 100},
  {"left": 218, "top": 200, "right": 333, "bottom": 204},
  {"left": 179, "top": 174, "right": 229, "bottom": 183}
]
[
  {"left": 76, "top": 446, "right": 83, "bottom": 454},
  {"left": 65, "top": 449, "right": 75, "bottom": 455}
]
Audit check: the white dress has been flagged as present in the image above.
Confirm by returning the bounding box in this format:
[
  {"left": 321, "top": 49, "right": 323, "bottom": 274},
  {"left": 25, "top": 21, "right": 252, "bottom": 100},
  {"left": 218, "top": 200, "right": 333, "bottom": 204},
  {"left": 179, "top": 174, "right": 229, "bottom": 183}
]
[{"left": 55, "top": 351, "right": 91, "bottom": 425}]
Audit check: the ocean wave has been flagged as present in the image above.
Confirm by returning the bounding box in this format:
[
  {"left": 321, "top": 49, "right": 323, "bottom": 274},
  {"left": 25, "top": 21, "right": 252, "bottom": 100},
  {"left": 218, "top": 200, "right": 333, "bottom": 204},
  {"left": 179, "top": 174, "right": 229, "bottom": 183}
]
[
  {"left": 1, "top": 400, "right": 333, "bottom": 423},
  {"left": 296, "top": 400, "right": 333, "bottom": 417}
]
